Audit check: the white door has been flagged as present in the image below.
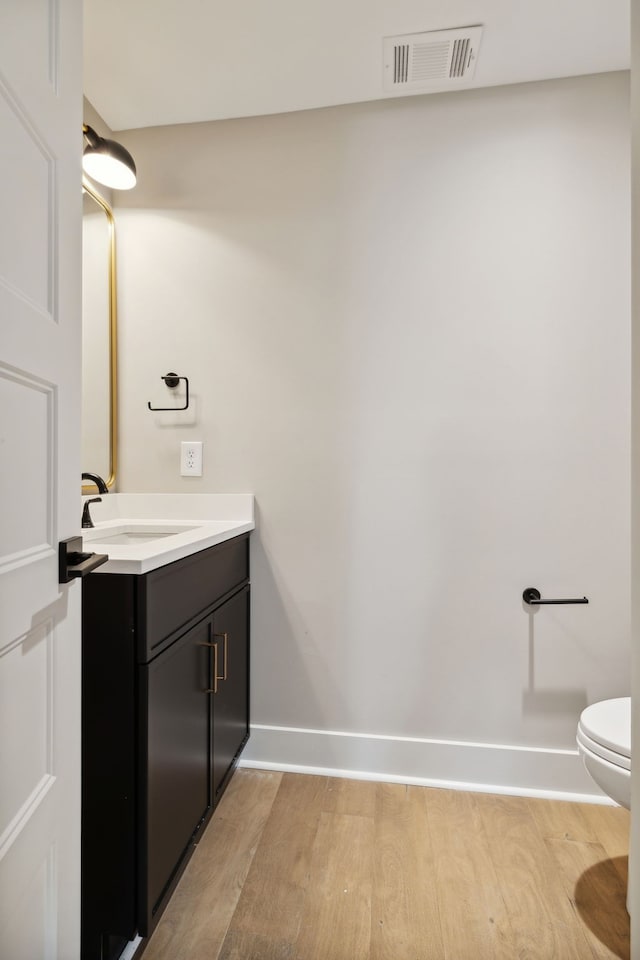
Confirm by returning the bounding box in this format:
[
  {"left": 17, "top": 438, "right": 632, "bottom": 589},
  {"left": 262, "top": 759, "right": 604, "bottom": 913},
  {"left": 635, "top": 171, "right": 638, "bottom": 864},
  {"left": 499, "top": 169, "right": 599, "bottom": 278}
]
[{"left": 0, "top": 1, "right": 83, "bottom": 958}]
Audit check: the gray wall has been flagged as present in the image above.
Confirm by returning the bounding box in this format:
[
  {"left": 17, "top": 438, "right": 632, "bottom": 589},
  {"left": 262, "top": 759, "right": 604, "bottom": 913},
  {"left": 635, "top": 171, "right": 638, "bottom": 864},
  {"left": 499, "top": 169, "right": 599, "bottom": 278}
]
[{"left": 113, "top": 71, "right": 630, "bottom": 795}]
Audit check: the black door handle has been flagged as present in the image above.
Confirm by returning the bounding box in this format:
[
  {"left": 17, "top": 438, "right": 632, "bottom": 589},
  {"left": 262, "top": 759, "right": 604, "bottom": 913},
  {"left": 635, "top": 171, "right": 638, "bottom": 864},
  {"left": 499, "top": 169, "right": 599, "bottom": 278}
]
[{"left": 59, "top": 536, "right": 109, "bottom": 584}]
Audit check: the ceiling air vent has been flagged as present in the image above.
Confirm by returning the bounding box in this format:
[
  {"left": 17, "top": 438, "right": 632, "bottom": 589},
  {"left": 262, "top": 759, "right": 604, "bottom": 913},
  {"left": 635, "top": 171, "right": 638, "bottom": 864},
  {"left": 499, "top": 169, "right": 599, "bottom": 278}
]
[{"left": 383, "top": 26, "right": 483, "bottom": 93}]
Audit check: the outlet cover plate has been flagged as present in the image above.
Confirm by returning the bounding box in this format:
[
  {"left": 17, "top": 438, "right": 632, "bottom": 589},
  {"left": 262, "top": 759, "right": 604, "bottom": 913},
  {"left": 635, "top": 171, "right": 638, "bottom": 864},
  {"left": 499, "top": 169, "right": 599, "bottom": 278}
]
[{"left": 180, "top": 441, "right": 203, "bottom": 477}]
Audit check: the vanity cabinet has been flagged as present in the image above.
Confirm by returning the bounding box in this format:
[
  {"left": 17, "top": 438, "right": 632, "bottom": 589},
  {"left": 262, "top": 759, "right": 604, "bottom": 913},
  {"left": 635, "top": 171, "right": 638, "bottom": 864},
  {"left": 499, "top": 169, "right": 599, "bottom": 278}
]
[{"left": 82, "top": 533, "right": 250, "bottom": 960}]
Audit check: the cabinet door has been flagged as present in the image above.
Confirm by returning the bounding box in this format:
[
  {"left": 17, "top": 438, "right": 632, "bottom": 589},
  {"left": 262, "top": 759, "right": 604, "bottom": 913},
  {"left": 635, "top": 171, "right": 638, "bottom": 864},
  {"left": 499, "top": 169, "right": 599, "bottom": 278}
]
[
  {"left": 211, "top": 586, "right": 250, "bottom": 800},
  {"left": 140, "top": 617, "right": 213, "bottom": 932}
]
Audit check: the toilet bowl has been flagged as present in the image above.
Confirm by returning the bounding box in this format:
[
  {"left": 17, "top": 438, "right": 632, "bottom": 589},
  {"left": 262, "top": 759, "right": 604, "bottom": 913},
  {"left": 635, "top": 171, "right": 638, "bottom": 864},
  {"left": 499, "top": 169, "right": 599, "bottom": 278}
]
[
  {"left": 577, "top": 697, "right": 632, "bottom": 915},
  {"left": 577, "top": 697, "right": 631, "bottom": 810}
]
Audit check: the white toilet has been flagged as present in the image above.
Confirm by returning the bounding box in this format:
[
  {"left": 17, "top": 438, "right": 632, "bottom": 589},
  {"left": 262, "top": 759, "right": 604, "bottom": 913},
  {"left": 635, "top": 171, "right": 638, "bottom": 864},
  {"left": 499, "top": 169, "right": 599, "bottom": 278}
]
[
  {"left": 577, "top": 696, "right": 631, "bottom": 809},
  {"left": 577, "top": 696, "right": 631, "bottom": 914}
]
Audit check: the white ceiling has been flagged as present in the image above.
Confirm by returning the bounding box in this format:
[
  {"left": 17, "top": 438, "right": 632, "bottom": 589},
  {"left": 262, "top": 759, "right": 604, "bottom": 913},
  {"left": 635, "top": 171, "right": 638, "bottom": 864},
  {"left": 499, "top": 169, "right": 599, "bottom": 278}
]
[{"left": 84, "top": 0, "right": 630, "bottom": 132}]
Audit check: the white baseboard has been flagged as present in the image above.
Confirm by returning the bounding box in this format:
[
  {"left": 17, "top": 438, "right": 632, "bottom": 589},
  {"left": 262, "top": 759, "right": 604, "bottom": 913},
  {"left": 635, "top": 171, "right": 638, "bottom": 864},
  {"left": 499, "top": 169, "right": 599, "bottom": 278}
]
[{"left": 240, "top": 723, "right": 613, "bottom": 804}]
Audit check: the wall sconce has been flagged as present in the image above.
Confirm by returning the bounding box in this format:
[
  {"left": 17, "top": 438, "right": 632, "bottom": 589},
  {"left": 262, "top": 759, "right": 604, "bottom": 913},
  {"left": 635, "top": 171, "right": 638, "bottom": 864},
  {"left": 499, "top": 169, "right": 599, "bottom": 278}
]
[{"left": 82, "top": 123, "right": 137, "bottom": 190}]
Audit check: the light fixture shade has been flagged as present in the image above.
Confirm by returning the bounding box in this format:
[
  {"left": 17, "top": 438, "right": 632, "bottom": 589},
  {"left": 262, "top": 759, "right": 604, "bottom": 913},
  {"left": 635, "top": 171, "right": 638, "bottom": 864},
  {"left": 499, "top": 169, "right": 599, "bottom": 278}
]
[{"left": 82, "top": 124, "right": 137, "bottom": 190}]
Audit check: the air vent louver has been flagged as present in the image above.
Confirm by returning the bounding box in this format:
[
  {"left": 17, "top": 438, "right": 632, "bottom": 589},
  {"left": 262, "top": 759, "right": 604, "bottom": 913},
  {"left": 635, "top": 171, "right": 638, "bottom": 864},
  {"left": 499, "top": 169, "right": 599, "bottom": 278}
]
[
  {"left": 384, "top": 26, "right": 482, "bottom": 93},
  {"left": 394, "top": 44, "right": 410, "bottom": 84}
]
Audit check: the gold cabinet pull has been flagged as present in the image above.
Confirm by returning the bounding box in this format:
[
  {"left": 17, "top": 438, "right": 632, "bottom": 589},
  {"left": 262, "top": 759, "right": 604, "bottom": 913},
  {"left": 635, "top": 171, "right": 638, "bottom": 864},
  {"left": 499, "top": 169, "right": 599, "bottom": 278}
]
[
  {"left": 214, "top": 632, "right": 229, "bottom": 682},
  {"left": 200, "top": 639, "right": 219, "bottom": 694},
  {"left": 200, "top": 631, "right": 229, "bottom": 691},
  {"left": 210, "top": 641, "right": 219, "bottom": 695}
]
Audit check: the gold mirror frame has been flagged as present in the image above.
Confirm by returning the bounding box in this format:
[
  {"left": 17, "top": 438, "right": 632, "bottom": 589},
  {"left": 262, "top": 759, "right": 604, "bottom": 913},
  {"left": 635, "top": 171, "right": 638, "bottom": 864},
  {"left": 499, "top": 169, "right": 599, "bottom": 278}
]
[{"left": 82, "top": 177, "right": 117, "bottom": 493}]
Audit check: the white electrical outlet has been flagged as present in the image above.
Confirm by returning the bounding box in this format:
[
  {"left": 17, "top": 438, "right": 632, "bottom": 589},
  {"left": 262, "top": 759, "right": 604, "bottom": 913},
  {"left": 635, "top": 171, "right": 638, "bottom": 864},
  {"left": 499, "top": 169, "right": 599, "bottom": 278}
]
[{"left": 180, "top": 441, "right": 203, "bottom": 477}]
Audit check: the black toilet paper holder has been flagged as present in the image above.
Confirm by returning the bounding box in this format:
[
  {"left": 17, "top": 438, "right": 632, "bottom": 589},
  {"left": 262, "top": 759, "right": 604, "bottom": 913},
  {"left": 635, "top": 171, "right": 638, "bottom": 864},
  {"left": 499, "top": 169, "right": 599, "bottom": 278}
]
[{"left": 523, "top": 587, "right": 589, "bottom": 605}]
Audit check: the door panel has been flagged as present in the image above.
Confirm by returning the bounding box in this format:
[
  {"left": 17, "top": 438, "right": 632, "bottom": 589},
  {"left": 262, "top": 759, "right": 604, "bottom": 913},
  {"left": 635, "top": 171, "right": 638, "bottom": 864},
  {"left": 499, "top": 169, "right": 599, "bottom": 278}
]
[
  {"left": 0, "top": 370, "right": 54, "bottom": 566},
  {"left": 0, "top": 0, "right": 82, "bottom": 957},
  {"left": 0, "top": 86, "right": 53, "bottom": 314},
  {"left": 0, "top": 621, "right": 54, "bottom": 840}
]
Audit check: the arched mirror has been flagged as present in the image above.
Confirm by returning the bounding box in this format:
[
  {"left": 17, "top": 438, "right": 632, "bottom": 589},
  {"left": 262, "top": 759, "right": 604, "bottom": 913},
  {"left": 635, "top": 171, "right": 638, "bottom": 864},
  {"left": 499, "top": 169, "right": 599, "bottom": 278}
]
[{"left": 82, "top": 178, "right": 117, "bottom": 492}]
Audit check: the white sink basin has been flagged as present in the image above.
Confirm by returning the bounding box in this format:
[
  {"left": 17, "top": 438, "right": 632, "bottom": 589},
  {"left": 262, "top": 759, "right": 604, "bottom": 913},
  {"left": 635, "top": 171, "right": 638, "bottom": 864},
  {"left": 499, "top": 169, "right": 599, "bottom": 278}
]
[{"left": 84, "top": 523, "right": 197, "bottom": 545}]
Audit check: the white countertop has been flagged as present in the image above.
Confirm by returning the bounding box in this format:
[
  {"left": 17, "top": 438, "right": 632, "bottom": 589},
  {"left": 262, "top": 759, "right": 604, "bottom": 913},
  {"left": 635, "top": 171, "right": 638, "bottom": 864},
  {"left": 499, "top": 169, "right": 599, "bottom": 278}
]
[{"left": 82, "top": 493, "right": 254, "bottom": 574}]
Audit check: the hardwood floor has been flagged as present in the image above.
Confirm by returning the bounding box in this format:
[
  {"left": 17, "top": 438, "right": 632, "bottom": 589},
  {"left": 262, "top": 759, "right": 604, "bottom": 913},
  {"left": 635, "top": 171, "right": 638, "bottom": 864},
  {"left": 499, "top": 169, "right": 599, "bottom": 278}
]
[{"left": 142, "top": 770, "right": 630, "bottom": 960}]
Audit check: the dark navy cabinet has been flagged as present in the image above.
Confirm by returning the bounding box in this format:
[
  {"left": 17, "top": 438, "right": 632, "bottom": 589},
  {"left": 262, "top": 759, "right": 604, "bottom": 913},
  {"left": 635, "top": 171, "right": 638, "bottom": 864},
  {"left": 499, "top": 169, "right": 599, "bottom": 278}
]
[{"left": 81, "top": 533, "right": 250, "bottom": 960}]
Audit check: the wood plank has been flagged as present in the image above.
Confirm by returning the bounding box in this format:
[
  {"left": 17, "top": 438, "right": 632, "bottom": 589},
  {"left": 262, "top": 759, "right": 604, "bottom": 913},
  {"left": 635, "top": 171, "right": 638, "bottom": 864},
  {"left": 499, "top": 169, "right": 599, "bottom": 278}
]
[
  {"left": 425, "top": 788, "right": 516, "bottom": 960},
  {"left": 529, "top": 796, "right": 630, "bottom": 889},
  {"left": 292, "top": 811, "right": 374, "bottom": 960},
  {"left": 526, "top": 797, "right": 600, "bottom": 843},
  {"left": 143, "top": 769, "right": 281, "bottom": 960},
  {"left": 217, "top": 930, "right": 294, "bottom": 960},
  {"left": 323, "top": 776, "right": 377, "bottom": 817},
  {"left": 370, "top": 783, "right": 445, "bottom": 960},
  {"left": 580, "top": 804, "right": 631, "bottom": 868},
  {"left": 225, "top": 773, "right": 328, "bottom": 945},
  {"left": 475, "top": 792, "right": 596, "bottom": 960},
  {"left": 544, "top": 837, "right": 630, "bottom": 960}
]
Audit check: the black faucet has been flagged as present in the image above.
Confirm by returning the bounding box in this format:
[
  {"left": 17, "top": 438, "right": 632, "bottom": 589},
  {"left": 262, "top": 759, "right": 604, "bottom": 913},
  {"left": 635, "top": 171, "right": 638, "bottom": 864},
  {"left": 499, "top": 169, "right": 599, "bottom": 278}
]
[
  {"left": 82, "top": 497, "right": 102, "bottom": 529},
  {"left": 82, "top": 472, "right": 109, "bottom": 494}
]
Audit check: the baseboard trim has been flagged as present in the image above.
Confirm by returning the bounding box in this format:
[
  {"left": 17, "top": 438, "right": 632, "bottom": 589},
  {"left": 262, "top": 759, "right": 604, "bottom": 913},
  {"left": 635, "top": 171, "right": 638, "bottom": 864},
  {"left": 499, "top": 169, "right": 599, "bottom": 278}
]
[{"left": 240, "top": 723, "right": 613, "bottom": 804}]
